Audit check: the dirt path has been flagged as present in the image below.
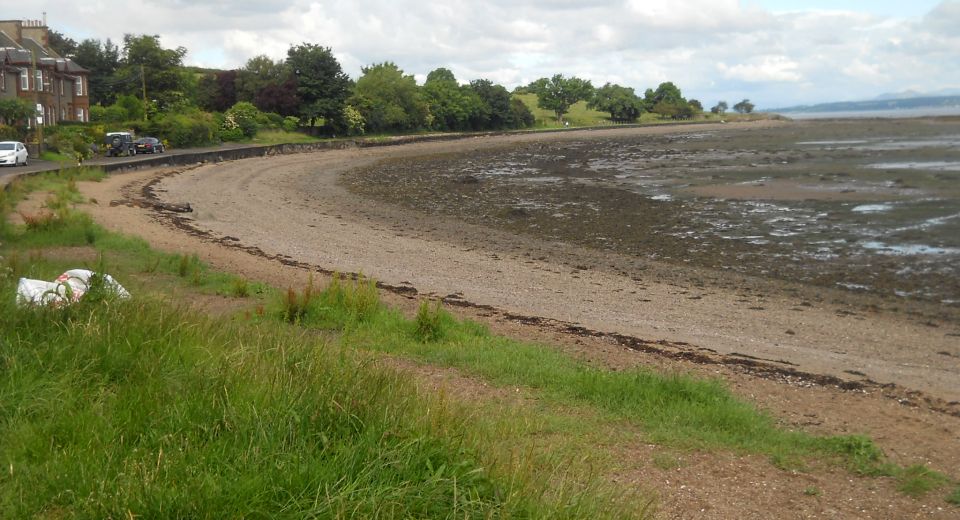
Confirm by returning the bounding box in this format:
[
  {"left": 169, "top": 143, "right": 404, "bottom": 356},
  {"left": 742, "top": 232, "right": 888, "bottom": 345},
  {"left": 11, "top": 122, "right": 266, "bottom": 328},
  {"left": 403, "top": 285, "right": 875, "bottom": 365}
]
[{"left": 74, "top": 123, "right": 960, "bottom": 518}]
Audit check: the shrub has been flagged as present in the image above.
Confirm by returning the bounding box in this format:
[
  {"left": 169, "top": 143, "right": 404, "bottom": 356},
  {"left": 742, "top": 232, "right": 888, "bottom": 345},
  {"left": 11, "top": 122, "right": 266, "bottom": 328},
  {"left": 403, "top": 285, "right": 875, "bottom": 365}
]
[
  {"left": 282, "top": 116, "right": 300, "bottom": 132},
  {"left": 0, "top": 124, "right": 24, "bottom": 141},
  {"left": 223, "top": 101, "right": 260, "bottom": 139}
]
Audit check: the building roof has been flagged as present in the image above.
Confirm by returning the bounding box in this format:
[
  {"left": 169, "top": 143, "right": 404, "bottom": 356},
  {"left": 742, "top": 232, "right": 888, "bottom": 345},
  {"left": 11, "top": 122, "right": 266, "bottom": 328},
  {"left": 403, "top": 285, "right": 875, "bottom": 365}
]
[{"left": 0, "top": 30, "right": 19, "bottom": 49}]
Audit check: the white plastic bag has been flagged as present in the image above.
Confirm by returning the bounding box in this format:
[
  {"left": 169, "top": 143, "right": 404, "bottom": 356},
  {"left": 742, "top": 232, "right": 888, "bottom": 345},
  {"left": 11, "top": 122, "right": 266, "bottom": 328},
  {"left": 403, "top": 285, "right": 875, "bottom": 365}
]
[{"left": 16, "top": 269, "right": 130, "bottom": 306}]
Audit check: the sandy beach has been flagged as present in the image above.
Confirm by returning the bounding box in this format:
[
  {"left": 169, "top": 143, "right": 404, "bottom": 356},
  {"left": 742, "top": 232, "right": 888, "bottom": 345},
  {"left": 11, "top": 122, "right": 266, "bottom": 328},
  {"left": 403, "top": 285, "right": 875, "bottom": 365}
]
[{"left": 73, "top": 120, "right": 960, "bottom": 518}]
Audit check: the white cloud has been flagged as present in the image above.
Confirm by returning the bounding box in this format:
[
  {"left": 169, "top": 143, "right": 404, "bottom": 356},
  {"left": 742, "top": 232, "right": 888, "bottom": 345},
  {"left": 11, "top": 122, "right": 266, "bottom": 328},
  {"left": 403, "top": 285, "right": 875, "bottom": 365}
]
[
  {"left": 718, "top": 56, "right": 802, "bottom": 83},
  {"left": 19, "top": 0, "right": 960, "bottom": 107}
]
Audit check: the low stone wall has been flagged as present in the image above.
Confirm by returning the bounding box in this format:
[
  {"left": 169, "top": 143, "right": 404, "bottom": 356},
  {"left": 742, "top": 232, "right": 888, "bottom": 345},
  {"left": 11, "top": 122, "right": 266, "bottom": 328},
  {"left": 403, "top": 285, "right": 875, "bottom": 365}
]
[{"left": 97, "top": 140, "right": 360, "bottom": 174}]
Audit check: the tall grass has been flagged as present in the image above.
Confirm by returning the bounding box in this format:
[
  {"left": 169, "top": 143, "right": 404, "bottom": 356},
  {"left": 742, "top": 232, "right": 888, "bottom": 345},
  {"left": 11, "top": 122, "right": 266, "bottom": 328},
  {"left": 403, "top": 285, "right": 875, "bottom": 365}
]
[{"left": 0, "top": 282, "right": 631, "bottom": 517}]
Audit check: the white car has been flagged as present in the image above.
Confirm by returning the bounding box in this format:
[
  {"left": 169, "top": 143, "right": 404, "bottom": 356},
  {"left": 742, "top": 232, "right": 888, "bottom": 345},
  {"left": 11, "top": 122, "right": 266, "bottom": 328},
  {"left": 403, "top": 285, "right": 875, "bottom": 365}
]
[{"left": 0, "top": 141, "right": 28, "bottom": 166}]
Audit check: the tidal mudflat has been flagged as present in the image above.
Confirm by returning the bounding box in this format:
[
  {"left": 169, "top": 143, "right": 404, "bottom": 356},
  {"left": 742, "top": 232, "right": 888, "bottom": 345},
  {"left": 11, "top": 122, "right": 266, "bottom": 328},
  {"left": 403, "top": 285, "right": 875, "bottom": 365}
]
[{"left": 348, "top": 118, "right": 960, "bottom": 310}]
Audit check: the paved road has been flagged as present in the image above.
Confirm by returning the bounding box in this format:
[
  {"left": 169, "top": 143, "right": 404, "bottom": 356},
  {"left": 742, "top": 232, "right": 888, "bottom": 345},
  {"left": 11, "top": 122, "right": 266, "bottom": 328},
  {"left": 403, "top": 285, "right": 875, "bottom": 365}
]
[{"left": 0, "top": 142, "right": 262, "bottom": 187}]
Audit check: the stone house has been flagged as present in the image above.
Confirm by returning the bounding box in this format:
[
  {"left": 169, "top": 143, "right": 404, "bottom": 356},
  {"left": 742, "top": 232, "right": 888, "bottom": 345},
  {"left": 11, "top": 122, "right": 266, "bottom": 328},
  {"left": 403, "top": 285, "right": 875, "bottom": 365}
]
[{"left": 0, "top": 19, "right": 90, "bottom": 126}]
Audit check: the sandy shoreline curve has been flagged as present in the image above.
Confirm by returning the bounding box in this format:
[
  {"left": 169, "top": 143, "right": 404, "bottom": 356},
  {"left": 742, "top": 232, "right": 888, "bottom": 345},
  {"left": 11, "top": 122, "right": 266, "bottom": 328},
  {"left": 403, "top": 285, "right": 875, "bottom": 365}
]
[{"left": 88, "top": 121, "right": 959, "bottom": 403}]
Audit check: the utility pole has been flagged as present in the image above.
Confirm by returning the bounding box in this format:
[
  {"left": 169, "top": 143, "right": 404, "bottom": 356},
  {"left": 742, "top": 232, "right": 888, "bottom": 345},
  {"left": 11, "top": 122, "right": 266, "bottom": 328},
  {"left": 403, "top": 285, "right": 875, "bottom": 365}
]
[
  {"left": 31, "top": 49, "right": 43, "bottom": 157},
  {"left": 140, "top": 64, "right": 148, "bottom": 121}
]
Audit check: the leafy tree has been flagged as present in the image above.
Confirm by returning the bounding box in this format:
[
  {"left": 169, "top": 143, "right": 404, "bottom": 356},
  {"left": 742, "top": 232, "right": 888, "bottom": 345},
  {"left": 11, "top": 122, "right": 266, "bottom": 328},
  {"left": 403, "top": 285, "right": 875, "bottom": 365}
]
[
  {"left": 468, "top": 79, "right": 516, "bottom": 129},
  {"left": 116, "top": 94, "right": 145, "bottom": 121},
  {"left": 255, "top": 78, "right": 300, "bottom": 117},
  {"left": 711, "top": 100, "right": 728, "bottom": 115},
  {"left": 426, "top": 67, "right": 457, "bottom": 84},
  {"left": 641, "top": 81, "right": 694, "bottom": 119},
  {"left": 350, "top": 62, "right": 428, "bottom": 133},
  {"left": 588, "top": 83, "right": 643, "bottom": 122},
  {"left": 688, "top": 99, "right": 703, "bottom": 112},
  {"left": 47, "top": 29, "right": 77, "bottom": 58},
  {"left": 509, "top": 98, "right": 535, "bottom": 128},
  {"left": 423, "top": 70, "right": 479, "bottom": 131},
  {"left": 72, "top": 38, "right": 121, "bottom": 105},
  {"left": 235, "top": 55, "right": 289, "bottom": 103},
  {"left": 733, "top": 99, "right": 755, "bottom": 114},
  {"left": 528, "top": 74, "right": 593, "bottom": 122},
  {"left": 286, "top": 43, "right": 352, "bottom": 126},
  {"left": 119, "top": 35, "right": 188, "bottom": 108},
  {"left": 0, "top": 98, "right": 34, "bottom": 126},
  {"left": 196, "top": 70, "right": 238, "bottom": 113}
]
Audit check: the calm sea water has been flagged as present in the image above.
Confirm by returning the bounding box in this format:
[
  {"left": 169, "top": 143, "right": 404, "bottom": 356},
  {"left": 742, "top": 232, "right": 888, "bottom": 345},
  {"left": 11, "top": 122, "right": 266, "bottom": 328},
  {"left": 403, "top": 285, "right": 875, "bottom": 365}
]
[{"left": 780, "top": 106, "right": 960, "bottom": 120}]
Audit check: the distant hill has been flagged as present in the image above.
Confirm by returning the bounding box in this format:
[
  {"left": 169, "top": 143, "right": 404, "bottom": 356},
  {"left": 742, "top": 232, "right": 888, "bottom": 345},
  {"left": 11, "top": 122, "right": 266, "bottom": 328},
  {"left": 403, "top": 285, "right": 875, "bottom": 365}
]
[
  {"left": 874, "top": 88, "right": 960, "bottom": 100},
  {"left": 768, "top": 95, "right": 960, "bottom": 113}
]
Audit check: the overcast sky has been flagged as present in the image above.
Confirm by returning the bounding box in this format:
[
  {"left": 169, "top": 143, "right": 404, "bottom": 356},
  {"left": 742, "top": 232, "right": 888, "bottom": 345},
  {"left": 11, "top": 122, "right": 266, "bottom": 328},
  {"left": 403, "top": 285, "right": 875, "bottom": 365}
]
[{"left": 8, "top": 0, "right": 960, "bottom": 107}]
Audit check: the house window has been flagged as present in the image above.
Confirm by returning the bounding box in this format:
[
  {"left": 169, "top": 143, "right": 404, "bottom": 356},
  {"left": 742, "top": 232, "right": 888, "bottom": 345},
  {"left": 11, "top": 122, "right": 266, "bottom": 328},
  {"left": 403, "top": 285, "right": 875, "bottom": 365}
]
[
  {"left": 20, "top": 69, "right": 29, "bottom": 90},
  {"left": 1, "top": 69, "right": 5, "bottom": 92},
  {"left": 60, "top": 79, "right": 64, "bottom": 95},
  {"left": 75, "top": 77, "right": 83, "bottom": 97},
  {"left": 35, "top": 70, "right": 42, "bottom": 91},
  {"left": 76, "top": 107, "right": 84, "bottom": 122}
]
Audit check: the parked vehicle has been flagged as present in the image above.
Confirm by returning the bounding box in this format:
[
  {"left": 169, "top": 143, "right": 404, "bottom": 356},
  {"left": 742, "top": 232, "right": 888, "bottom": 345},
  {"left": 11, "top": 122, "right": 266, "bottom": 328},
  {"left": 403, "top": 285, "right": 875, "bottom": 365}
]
[
  {"left": 104, "top": 132, "right": 137, "bottom": 157},
  {"left": 0, "top": 141, "right": 29, "bottom": 166},
  {"left": 135, "top": 137, "right": 165, "bottom": 154}
]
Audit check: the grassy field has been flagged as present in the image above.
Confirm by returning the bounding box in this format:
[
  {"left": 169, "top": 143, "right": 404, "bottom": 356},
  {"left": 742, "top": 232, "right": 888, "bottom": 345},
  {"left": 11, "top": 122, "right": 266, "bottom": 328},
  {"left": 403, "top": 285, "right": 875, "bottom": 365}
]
[
  {"left": 513, "top": 93, "right": 769, "bottom": 129},
  {"left": 1, "top": 169, "right": 958, "bottom": 516}
]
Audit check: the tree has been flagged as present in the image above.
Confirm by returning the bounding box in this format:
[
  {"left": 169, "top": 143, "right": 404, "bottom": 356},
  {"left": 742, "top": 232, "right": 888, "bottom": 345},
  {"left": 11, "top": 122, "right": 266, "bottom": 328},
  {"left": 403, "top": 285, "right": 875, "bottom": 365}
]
[
  {"left": 423, "top": 69, "right": 480, "bottom": 131},
  {"left": 710, "top": 100, "right": 728, "bottom": 115},
  {"left": 688, "top": 99, "right": 703, "bottom": 112},
  {"left": 119, "top": 34, "right": 188, "bottom": 108},
  {"left": 72, "top": 38, "right": 121, "bottom": 105},
  {"left": 47, "top": 29, "right": 77, "bottom": 58},
  {"left": 642, "top": 81, "right": 685, "bottom": 112},
  {"left": 468, "top": 79, "right": 514, "bottom": 129},
  {"left": 426, "top": 67, "right": 457, "bottom": 84},
  {"left": 196, "top": 70, "right": 238, "bottom": 113},
  {"left": 255, "top": 78, "right": 300, "bottom": 117},
  {"left": 509, "top": 98, "right": 535, "bottom": 128},
  {"left": 350, "top": 62, "right": 428, "bottom": 133},
  {"left": 528, "top": 74, "right": 594, "bottom": 122},
  {"left": 286, "top": 43, "right": 352, "bottom": 127},
  {"left": 235, "top": 55, "right": 289, "bottom": 103},
  {"left": 733, "top": 99, "right": 755, "bottom": 114},
  {"left": 0, "top": 98, "right": 34, "bottom": 126},
  {"left": 588, "top": 83, "right": 644, "bottom": 122}
]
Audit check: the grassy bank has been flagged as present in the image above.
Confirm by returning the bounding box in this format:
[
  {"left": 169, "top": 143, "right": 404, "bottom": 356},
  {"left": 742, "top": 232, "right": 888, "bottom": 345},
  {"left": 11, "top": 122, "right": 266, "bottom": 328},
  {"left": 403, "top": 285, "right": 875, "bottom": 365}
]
[{"left": 1, "top": 169, "right": 958, "bottom": 516}]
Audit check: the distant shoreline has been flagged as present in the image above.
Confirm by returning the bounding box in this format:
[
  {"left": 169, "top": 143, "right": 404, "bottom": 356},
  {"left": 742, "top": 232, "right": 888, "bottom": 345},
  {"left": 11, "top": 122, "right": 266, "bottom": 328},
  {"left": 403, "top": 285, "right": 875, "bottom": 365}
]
[{"left": 776, "top": 106, "right": 960, "bottom": 119}]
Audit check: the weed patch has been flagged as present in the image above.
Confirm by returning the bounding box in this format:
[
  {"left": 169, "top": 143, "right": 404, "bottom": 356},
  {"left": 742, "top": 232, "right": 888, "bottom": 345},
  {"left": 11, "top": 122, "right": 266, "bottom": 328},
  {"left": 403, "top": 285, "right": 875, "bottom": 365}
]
[{"left": 896, "top": 465, "right": 950, "bottom": 498}]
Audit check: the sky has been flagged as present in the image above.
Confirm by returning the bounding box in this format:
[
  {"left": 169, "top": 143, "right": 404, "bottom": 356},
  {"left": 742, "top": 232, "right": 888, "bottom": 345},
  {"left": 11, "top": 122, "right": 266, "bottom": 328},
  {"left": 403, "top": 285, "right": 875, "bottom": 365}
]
[{"left": 6, "top": 0, "right": 960, "bottom": 108}]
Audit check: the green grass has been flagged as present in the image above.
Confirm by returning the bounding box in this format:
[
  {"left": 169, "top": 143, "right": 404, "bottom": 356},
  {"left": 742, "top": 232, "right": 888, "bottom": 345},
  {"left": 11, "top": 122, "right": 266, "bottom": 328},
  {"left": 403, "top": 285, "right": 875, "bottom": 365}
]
[
  {"left": 0, "top": 170, "right": 644, "bottom": 517},
  {"left": 0, "top": 285, "right": 631, "bottom": 517},
  {"left": 513, "top": 93, "right": 766, "bottom": 129},
  {"left": 39, "top": 150, "right": 76, "bottom": 163},
  {"left": 515, "top": 93, "right": 613, "bottom": 128},
  {"left": 2, "top": 167, "right": 958, "bottom": 512},
  {"left": 948, "top": 486, "right": 960, "bottom": 506},
  {"left": 249, "top": 129, "right": 321, "bottom": 145},
  {"left": 896, "top": 465, "right": 951, "bottom": 498}
]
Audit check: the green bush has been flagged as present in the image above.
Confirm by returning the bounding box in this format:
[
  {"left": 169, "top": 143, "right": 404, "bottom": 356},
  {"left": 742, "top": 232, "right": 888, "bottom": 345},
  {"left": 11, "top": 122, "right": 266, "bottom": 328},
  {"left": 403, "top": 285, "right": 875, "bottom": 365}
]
[
  {"left": 222, "top": 101, "right": 260, "bottom": 140},
  {"left": 0, "top": 124, "right": 25, "bottom": 141},
  {"left": 133, "top": 110, "right": 219, "bottom": 148},
  {"left": 282, "top": 116, "right": 300, "bottom": 132}
]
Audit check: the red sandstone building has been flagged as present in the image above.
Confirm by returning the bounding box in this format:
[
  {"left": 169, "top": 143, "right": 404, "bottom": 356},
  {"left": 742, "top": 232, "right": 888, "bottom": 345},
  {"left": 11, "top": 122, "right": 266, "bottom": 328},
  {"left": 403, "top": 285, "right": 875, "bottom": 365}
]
[{"left": 0, "top": 19, "right": 90, "bottom": 126}]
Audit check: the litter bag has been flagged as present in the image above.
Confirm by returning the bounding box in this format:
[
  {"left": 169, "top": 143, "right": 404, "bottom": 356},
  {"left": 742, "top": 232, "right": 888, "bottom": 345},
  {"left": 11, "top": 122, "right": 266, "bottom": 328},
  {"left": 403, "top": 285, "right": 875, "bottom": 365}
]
[{"left": 16, "top": 269, "right": 130, "bottom": 306}]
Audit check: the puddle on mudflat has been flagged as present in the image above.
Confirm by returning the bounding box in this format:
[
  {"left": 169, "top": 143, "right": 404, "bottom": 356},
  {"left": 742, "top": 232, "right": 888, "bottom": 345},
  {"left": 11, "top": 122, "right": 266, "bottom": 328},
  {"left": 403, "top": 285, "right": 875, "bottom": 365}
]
[
  {"left": 347, "top": 119, "right": 960, "bottom": 304},
  {"left": 867, "top": 161, "right": 960, "bottom": 171}
]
